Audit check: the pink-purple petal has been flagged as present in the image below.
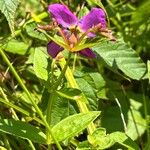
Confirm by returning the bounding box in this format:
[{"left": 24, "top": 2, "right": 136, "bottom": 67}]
[
  {"left": 79, "top": 8, "right": 106, "bottom": 31},
  {"left": 79, "top": 48, "right": 96, "bottom": 58},
  {"left": 47, "top": 41, "right": 64, "bottom": 58},
  {"left": 48, "top": 4, "right": 78, "bottom": 28}
]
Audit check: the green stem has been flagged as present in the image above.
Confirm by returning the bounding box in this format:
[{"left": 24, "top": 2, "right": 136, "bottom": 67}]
[
  {"left": 46, "top": 53, "right": 72, "bottom": 148},
  {"left": 46, "top": 93, "right": 56, "bottom": 145},
  {"left": 47, "top": 53, "right": 72, "bottom": 123},
  {"left": 52, "top": 53, "right": 72, "bottom": 90},
  {"left": 0, "top": 49, "right": 62, "bottom": 150},
  {"left": 141, "top": 82, "right": 150, "bottom": 141},
  {"left": 72, "top": 53, "right": 77, "bottom": 73},
  {"left": 58, "top": 54, "right": 96, "bottom": 135}
]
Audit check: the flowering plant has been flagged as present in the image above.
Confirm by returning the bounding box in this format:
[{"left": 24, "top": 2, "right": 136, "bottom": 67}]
[
  {"left": 0, "top": 1, "right": 147, "bottom": 150},
  {"left": 38, "top": 4, "right": 115, "bottom": 58}
]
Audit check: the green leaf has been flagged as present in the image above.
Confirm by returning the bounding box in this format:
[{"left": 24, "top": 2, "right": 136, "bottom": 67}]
[
  {"left": 76, "top": 141, "right": 91, "bottom": 150},
  {"left": 144, "top": 138, "right": 150, "bottom": 150},
  {"left": 88, "top": 128, "right": 115, "bottom": 149},
  {"left": 25, "top": 23, "right": 47, "bottom": 41},
  {"left": 131, "top": 0, "right": 150, "bottom": 24},
  {"left": 38, "top": 29, "right": 69, "bottom": 50},
  {"left": 76, "top": 78, "right": 97, "bottom": 110},
  {"left": 73, "top": 38, "right": 100, "bottom": 52},
  {"left": 0, "top": 146, "right": 7, "bottom": 150},
  {"left": 101, "top": 91, "right": 147, "bottom": 140},
  {"left": 93, "top": 39, "right": 147, "bottom": 80},
  {"left": 0, "top": 119, "right": 46, "bottom": 143},
  {"left": 125, "top": 104, "right": 146, "bottom": 140},
  {"left": 85, "top": 72, "right": 107, "bottom": 100},
  {"left": 2, "top": 39, "right": 29, "bottom": 55},
  {"left": 50, "top": 97, "right": 77, "bottom": 126},
  {"left": 75, "top": 70, "right": 107, "bottom": 101},
  {"left": 78, "top": 6, "right": 89, "bottom": 19},
  {"left": 88, "top": 72, "right": 105, "bottom": 90},
  {"left": 110, "top": 132, "right": 140, "bottom": 150},
  {"left": 76, "top": 78, "right": 96, "bottom": 100},
  {"left": 0, "top": 0, "right": 19, "bottom": 34},
  {"left": 86, "top": 0, "right": 105, "bottom": 8},
  {"left": 56, "top": 88, "right": 82, "bottom": 101},
  {"left": 33, "top": 47, "right": 49, "bottom": 81},
  {"left": 88, "top": 128, "right": 139, "bottom": 149},
  {"left": 51, "top": 111, "right": 100, "bottom": 142}
]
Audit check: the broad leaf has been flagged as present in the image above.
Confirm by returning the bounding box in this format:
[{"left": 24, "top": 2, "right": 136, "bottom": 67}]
[
  {"left": 75, "top": 70, "right": 107, "bottom": 101},
  {"left": 88, "top": 72, "right": 105, "bottom": 90},
  {"left": 88, "top": 128, "right": 139, "bottom": 149},
  {"left": 125, "top": 105, "right": 146, "bottom": 140},
  {"left": 88, "top": 128, "right": 115, "bottom": 149},
  {"left": 93, "top": 39, "right": 147, "bottom": 80},
  {"left": 101, "top": 92, "right": 147, "bottom": 140},
  {"left": 50, "top": 97, "right": 77, "bottom": 126},
  {"left": 33, "top": 47, "right": 49, "bottom": 81},
  {"left": 25, "top": 23, "right": 47, "bottom": 41},
  {"left": 110, "top": 132, "right": 139, "bottom": 150},
  {"left": 51, "top": 111, "right": 100, "bottom": 142},
  {"left": 0, "top": 0, "right": 19, "bottom": 33},
  {"left": 0, "top": 119, "right": 46, "bottom": 144},
  {"left": 2, "top": 39, "right": 29, "bottom": 55},
  {"left": 76, "top": 78, "right": 97, "bottom": 110}
]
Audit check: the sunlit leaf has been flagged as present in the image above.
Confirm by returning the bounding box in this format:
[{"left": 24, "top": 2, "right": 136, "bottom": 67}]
[
  {"left": 51, "top": 111, "right": 100, "bottom": 142},
  {"left": 88, "top": 128, "right": 139, "bottom": 149},
  {"left": 25, "top": 23, "right": 47, "bottom": 41},
  {"left": 110, "top": 132, "right": 139, "bottom": 150},
  {"left": 76, "top": 78, "right": 97, "bottom": 110},
  {"left": 93, "top": 39, "right": 147, "bottom": 80},
  {"left": 125, "top": 104, "right": 146, "bottom": 140},
  {"left": 88, "top": 128, "right": 115, "bottom": 149},
  {"left": 33, "top": 47, "right": 49, "bottom": 81},
  {"left": 0, "top": 0, "right": 19, "bottom": 34},
  {"left": 2, "top": 39, "right": 29, "bottom": 55},
  {"left": 72, "top": 38, "right": 100, "bottom": 52},
  {"left": 0, "top": 119, "right": 46, "bottom": 143},
  {"left": 50, "top": 97, "right": 77, "bottom": 126}
]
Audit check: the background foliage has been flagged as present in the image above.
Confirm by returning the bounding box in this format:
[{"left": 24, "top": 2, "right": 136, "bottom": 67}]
[{"left": 0, "top": 0, "right": 150, "bottom": 149}]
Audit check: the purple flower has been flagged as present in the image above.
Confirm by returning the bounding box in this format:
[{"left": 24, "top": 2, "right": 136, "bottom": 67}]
[
  {"left": 47, "top": 4, "right": 107, "bottom": 58},
  {"left": 48, "top": 4, "right": 78, "bottom": 28},
  {"left": 79, "top": 8, "right": 106, "bottom": 31}
]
